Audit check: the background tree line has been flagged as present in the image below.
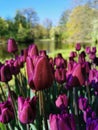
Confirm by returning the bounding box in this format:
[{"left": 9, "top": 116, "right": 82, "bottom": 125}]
[{"left": 0, "top": 0, "right": 98, "bottom": 46}]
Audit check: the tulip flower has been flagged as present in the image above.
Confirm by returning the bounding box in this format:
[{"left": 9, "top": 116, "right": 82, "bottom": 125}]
[
  {"left": 85, "top": 46, "right": 91, "bottom": 54},
  {"left": 54, "top": 68, "right": 66, "bottom": 84},
  {"left": 28, "top": 44, "right": 38, "bottom": 57},
  {"left": 18, "top": 96, "right": 37, "bottom": 124},
  {"left": 55, "top": 94, "right": 68, "bottom": 109},
  {"left": 49, "top": 113, "right": 76, "bottom": 130},
  {"left": 26, "top": 56, "right": 54, "bottom": 90},
  {"left": 78, "top": 97, "right": 88, "bottom": 111},
  {"left": 86, "top": 118, "right": 98, "bottom": 130},
  {"left": 7, "top": 38, "right": 18, "bottom": 53},
  {"left": 54, "top": 53, "right": 67, "bottom": 68},
  {"left": 75, "top": 43, "right": 81, "bottom": 51},
  {"left": 66, "top": 63, "right": 85, "bottom": 89},
  {"left": 0, "top": 64, "right": 12, "bottom": 82},
  {"left": 0, "top": 100, "right": 14, "bottom": 123}
]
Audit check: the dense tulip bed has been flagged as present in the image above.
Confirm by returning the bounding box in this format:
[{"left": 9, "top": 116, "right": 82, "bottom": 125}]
[{"left": 0, "top": 38, "right": 98, "bottom": 130}]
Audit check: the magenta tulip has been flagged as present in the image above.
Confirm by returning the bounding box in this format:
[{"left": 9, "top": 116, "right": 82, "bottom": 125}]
[
  {"left": 54, "top": 68, "right": 66, "bottom": 84},
  {"left": 26, "top": 56, "right": 54, "bottom": 90},
  {"left": 75, "top": 43, "right": 81, "bottom": 51},
  {"left": 28, "top": 44, "right": 38, "bottom": 57},
  {"left": 55, "top": 94, "right": 68, "bottom": 109},
  {"left": 0, "top": 100, "right": 14, "bottom": 123},
  {"left": 49, "top": 113, "right": 76, "bottom": 130},
  {"left": 18, "top": 96, "right": 37, "bottom": 124},
  {"left": 7, "top": 38, "right": 18, "bottom": 53}
]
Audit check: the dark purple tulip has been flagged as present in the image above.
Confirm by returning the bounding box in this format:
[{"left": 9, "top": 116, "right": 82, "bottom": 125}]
[
  {"left": 55, "top": 94, "right": 68, "bottom": 109},
  {"left": 26, "top": 56, "right": 54, "bottom": 90},
  {"left": 28, "top": 44, "right": 38, "bottom": 57},
  {"left": 0, "top": 64, "right": 12, "bottom": 82},
  {"left": 69, "top": 51, "right": 77, "bottom": 58},
  {"left": 54, "top": 68, "right": 66, "bottom": 84},
  {"left": 54, "top": 53, "right": 67, "bottom": 68},
  {"left": 89, "top": 52, "right": 96, "bottom": 60},
  {"left": 7, "top": 38, "right": 18, "bottom": 53},
  {"left": 75, "top": 43, "right": 81, "bottom": 51},
  {"left": 86, "top": 118, "right": 98, "bottom": 130},
  {"left": 21, "top": 48, "right": 28, "bottom": 62},
  {"left": 91, "top": 47, "right": 96, "bottom": 53},
  {"left": 18, "top": 96, "right": 37, "bottom": 124},
  {"left": 78, "top": 97, "right": 88, "bottom": 111},
  {"left": 85, "top": 46, "right": 91, "bottom": 54},
  {"left": 0, "top": 100, "right": 14, "bottom": 123}
]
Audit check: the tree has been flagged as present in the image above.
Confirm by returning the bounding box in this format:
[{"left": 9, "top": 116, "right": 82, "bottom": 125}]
[
  {"left": 0, "top": 17, "right": 8, "bottom": 40},
  {"left": 43, "top": 18, "right": 53, "bottom": 38},
  {"left": 23, "top": 8, "right": 39, "bottom": 28},
  {"left": 66, "top": 5, "right": 97, "bottom": 43}
]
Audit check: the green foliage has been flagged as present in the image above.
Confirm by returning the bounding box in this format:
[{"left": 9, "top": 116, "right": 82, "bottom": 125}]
[{"left": 66, "top": 5, "right": 97, "bottom": 43}]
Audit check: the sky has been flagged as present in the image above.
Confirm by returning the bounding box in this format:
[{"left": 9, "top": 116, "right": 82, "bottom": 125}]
[{"left": 0, "top": 0, "right": 75, "bottom": 25}]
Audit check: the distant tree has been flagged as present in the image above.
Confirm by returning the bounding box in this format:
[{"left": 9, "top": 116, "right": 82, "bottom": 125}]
[
  {"left": 0, "top": 17, "right": 8, "bottom": 40},
  {"left": 23, "top": 8, "right": 39, "bottom": 28},
  {"left": 66, "top": 5, "right": 97, "bottom": 43},
  {"left": 43, "top": 18, "right": 53, "bottom": 38}
]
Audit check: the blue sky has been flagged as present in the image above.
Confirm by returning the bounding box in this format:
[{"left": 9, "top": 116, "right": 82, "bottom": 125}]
[{"left": 0, "top": 0, "right": 74, "bottom": 25}]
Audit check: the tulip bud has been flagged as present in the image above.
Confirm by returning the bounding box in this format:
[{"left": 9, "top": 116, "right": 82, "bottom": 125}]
[
  {"left": 18, "top": 96, "right": 37, "bottom": 124},
  {"left": 55, "top": 94, "right": 68, "bottom": 109},
  {"left": 7, "top": 38, "right": 18, "bottom": 53},
  {"left": 0, "top": 64, "right": 12, "bottom": 82},
  {"left": 0, "top": 100, "right": 14, "bottom": 123},
  {"left": 75, "top": 43, "right": 81, "bottom": 51},
  {"left": 26, "top": 56, "right": 54, "bottom": 90}
]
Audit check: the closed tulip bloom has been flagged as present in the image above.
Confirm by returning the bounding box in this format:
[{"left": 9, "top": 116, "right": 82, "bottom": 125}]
[
  {"left": 54, "top": 53, "right": 67, "bottom": 68},
  {"left": 28, "top": 44, "right": 38, "bottom": 57},
  {"left": 0, "top": 64, "right": 12, "bottom": 82},
  {"left": 55, "top": 68, "right": 66, "bottom": 84},
  {"left": 7, "top": 38, "right": 18, "bottom": 53},
  {"left": 86, "top": 118, "right": 98, "bottom": 130},
  {"left": 85, "top": 46, "right": 91, "bottom": 54},
  {"left": 75, "top": 43, "right": 81, "bottom": 51},
  {"left": 72, "top": 63, "right": 85, "bottom": 86},
  {"left": 49, "top": 114, "right": 71, "bottom": 130},
  {"left": 18, "top": 96, "right": 37, "bottom": 124},
  {"left": 26, "top": 56, "right": 54, "bottom": 90},
  {"left": 91, "top": 47, "right": 96, "bottom": 53},
  {"left": 0, "top": 100, "right": 14, "bottom": 123},
  {"left": 49, "top": 113, "right": 76, "bottom": 130},
  {"left": 55, "top": 94, "right": 68, "bottom": 109},
  {"left": 78, "top": 97, "right": 88, "bottom": 111}
]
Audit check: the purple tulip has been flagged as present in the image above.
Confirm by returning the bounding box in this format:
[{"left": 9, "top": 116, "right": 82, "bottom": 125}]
[
  {"left": 28, "top": 44, "right": 38, "bottom": 57},
  {"left": 54, "top": 53, "right": 67, "bottom": 68},
  {"left": 54, "top": 68, "right": 66, "bottom": 84},
  {"left": 69, "top": 51, "right": 77, "bottom": 58},
  {"left": 49, "top": 113, "right": 76, "bottom": 130},
  {"left": 18, "top": 96, "right": 37, "bottom": 124},
  {"left": 86, "top": 118, "right": 98, "bottom": 130},
  {"left": 78, "top": 97, "right": 88, "bottom": 111},
  {"left": 7, "top": 38, "right": 18, "bottom": 53},
  {"left": 85, "top": 46, "right": 91, "bottom": 54},
  {"left": 0, "top": 100, "right": 14, "bottom": 123},
  {"left": 55, "top": 94, "right": 68, "bottom": 109},
  {"left": 75, "top": 43, "right": 81, "bottom": 51},
  {"left": 0, "top": 64, "right": 12, "bottom": 82},
  {"left": 26, "top": 56, "right": 54, "bottom": 90}
]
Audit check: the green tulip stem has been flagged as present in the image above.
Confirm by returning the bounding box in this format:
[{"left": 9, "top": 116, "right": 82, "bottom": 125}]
[
  {"left": 73, "top": 87, "right": 80, "bottom": 130},
  {"left": 26, "top": 124, "right": 30, "bottom": 130},
  {"left": 39, "top": 91, "right": 49, "bottom": 130},
  {"left": 0, "top": 83, "right": 6, "bottom": 100},
  {"left": 86, "top": 85, "right": 91, "bottom": 105},
  {"left": 6, "top": 82, "right": 17, "bottom": 121}
]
